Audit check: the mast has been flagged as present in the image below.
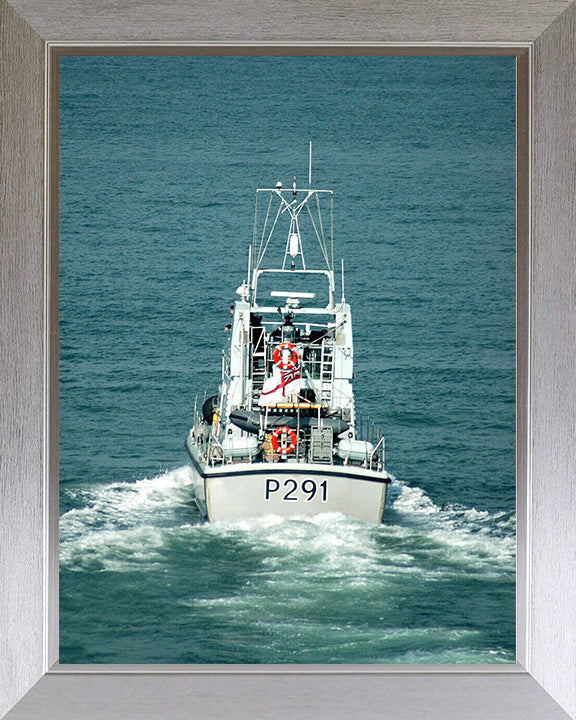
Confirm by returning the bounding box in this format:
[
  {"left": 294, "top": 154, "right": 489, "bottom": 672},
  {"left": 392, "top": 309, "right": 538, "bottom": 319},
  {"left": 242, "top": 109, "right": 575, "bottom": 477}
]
[
  {"left": 247, "top": 244, "right": 252, "bottom": 291},
  {"left": 249, "top": 148, "right": 335, "bottom": 306}
]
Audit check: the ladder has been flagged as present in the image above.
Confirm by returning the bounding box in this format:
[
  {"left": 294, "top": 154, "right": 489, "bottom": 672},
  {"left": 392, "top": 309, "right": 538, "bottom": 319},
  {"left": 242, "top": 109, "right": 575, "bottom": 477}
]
[
  {"left": 250, "top": 327, "right": 267, "bottom": 409},
  {"left": 319, "top": 341, "right": 334, "bottom": 404}
]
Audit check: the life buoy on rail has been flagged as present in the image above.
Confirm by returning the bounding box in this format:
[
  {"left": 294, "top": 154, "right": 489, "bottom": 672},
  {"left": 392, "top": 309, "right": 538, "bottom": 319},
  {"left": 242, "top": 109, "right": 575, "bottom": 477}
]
[
  {"left": 273, "top": 342, "right": 299, "bottom": 370},
  {"left": 271, "top": 426, "right": 298, "bottom": 455}
]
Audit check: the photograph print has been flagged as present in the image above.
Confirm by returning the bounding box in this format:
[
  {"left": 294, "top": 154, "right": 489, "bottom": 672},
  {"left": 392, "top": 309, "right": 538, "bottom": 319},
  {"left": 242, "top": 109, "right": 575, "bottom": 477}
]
[{"left": 59, "top": 54, "right": 516, "bottom": 664}]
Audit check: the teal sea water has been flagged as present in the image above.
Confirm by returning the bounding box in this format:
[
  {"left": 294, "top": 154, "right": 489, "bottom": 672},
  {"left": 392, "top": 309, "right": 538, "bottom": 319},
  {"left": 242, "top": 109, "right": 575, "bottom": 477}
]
[{"left": 59, "top": 55, "right": 516, "bottom": 664}]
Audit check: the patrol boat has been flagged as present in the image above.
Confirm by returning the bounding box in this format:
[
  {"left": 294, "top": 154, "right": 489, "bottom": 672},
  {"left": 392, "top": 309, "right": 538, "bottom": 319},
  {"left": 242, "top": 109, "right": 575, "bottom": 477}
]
[{"left": 186, "top": 168, "right": 390, "bottom": 524}]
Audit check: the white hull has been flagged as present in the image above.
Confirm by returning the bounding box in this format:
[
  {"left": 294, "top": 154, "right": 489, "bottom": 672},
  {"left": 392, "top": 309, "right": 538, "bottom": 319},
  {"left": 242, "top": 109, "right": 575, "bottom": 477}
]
[{"left": 187, "top": 439, "right": 389, "bottom": 524}]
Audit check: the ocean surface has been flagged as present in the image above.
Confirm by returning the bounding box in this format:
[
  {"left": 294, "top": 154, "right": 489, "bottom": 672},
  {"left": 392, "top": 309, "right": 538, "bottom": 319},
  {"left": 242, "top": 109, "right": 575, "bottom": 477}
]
[{"left": 59, "top": 55, "right": 516, "bottom": 664}]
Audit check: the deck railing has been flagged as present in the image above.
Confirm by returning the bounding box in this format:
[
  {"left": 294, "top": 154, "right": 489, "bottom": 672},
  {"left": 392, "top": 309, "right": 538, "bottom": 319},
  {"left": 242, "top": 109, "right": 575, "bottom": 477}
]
[{"left": 192, "top": 395, "right": 385, "bottom": 471}]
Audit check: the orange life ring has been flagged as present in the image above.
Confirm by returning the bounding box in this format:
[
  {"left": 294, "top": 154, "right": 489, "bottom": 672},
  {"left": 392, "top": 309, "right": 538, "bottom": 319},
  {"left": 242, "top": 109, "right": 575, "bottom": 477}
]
[
  {"left": 271, "top": 426, "right": 298, "bottom": 455},
  {"left": 273, "top": 342, "right": 299, "bottom": 370}
]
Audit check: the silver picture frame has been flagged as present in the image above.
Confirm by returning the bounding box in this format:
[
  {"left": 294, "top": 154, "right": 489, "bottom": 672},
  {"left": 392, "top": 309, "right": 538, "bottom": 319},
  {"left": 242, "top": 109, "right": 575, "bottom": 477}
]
[{"left": 1, "top": 1, "right": 575, "bottom": 718}]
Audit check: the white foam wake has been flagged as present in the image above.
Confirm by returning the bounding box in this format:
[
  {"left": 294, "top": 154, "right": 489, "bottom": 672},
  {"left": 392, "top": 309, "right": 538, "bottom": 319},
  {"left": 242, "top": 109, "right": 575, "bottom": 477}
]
[
  {"left": 60, "top": 466, "right": 196, "bottom": 571},
  {"left": 60, "top": 468, "right": 515, "bottom": 579}
]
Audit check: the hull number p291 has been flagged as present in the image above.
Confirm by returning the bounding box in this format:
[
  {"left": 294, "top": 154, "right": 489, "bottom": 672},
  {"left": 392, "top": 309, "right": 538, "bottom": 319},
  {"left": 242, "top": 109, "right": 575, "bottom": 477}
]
[{"left": 265, "top": 478, "right": 328, "bottom": 502}]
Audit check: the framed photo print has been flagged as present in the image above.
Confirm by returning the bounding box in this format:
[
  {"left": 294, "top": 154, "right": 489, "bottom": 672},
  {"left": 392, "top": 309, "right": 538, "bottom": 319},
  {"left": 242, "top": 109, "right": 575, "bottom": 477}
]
[
  {"left": 1, "top": 2, "right": 575, "bottom": 719},
  {"left": 56, "top": 50, "right": 517, "bottom": 667}
]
